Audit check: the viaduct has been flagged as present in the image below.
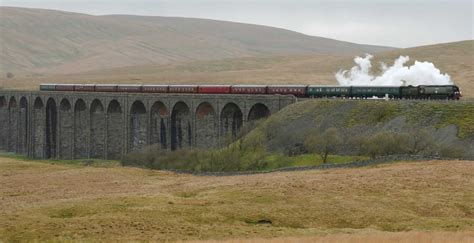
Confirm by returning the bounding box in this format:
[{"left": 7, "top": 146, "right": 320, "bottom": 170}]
[{"left": 0, "top": 91, "right": 296, "bottom": 160}]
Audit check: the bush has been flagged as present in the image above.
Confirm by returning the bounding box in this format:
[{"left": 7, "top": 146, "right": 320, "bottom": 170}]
[
  {"left": 438, "top": 145, "right": 465, "bottom": 159},
  {"left": 360, "top": 132, "right": 411, "bottom": 159},
  {"left": 121, "top": 130, "right": 270, "bottom": 172},
  {"left": 304, "top": 127, "right": 343, "bottom": 163},
  {"left": 356, "top": 129, "right": 460, "bottom": 159},
  {"left": 406, "top": 129, "right": 437, "bottom": 155}
]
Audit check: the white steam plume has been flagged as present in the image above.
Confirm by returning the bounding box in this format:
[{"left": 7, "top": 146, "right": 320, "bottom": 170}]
[{"left": 336, "top": 54, "right": 452, "bottom": 86}]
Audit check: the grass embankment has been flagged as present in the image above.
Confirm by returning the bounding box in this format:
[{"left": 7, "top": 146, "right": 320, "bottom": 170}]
[
  {"left": 0, "top": 156, "right": 473, "bottom": 241},
  {"left": 252, "top": 100, "right": 474, "bottom": 156}
]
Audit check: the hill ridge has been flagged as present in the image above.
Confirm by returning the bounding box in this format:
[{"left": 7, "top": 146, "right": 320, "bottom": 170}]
[{"left": 0, "top": 6, "right": 394, "bottom": 74}]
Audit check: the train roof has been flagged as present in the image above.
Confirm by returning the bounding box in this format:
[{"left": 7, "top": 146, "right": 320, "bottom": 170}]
[
  {"left": 168, "top": 84, "right": 198, "bottom": 87},
  {"left": 267, "top": 84, "right": 307, "bottom": 87},
  {"left": 231, "top": 84, "right": 267, "bottom": 87},
  {"left": 307, "top": 85, "right": 350, "bottom": 87},
  {"left": 142, "top": 84, "right": 169, "bottom": 87},
  {"left": 198, "top": 85, "right": 231, "bottom": 87}
]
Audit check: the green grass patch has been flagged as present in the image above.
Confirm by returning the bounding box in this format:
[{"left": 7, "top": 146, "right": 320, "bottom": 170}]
[
  {"left": 406, "top": 102, "right": 474, "bottom": 138},
  {"left": 0, "top": 151, "right": 120, "bottom": 168},
  {"left": 346, "top": 101, "right": 400, "bottom": 127},
  {"left": 264, "top": 154, "right": 369, "bottom": 170}
]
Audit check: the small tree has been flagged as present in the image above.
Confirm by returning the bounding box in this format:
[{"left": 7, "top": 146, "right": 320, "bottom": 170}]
[
  {"left": 407, "top": 129, "right": 435, "bottom": 155},
  {"left": 304, "top": 128, "right": 342, "bottom": 163}
]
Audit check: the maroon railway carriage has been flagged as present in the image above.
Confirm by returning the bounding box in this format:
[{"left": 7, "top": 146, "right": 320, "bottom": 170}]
[
  {"left": 198, "top": 85, "right": 231, "bottom": 94},
  {"left": 95, "top": 84, "right": 118, "bottom": 92},
  {"left": 117, "top": 85, "right": 142, "bottom": 93},
  {"left": 168, "top": 85, "right": 198, "bottom": 93},
  {"left": 230, "top": 85, "right": 267, "bottom": 94},
  {"left": 74, "top": 84, "right": 96, "bottom": 92},
  {"left": 267, "top": 85, "right": 307, "bottom": 97},
  {"left": 142, "top": 85, "right": 169, "bottom": 93}
]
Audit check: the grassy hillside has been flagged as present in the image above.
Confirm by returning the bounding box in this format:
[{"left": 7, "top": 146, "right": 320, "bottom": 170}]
[
  {"left": 0, "top": 156, "right": 472, "bottom": 241},
  {"left": 1, "top": 41, "right": 471, "bottom": 97},
  {"left": 0, "top": 7, "right": 392, "bottom": 75},
  {"left": 251, "top": 99, "right": 474, "bottom": 157}
]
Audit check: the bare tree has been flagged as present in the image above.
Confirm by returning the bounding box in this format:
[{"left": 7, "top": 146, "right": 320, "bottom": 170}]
[
  {"left": 407, "top": 129, "right": 435, "bottom": 155},
  {"left": 304, "top": 128, "right": 343, "bottom": 163}
]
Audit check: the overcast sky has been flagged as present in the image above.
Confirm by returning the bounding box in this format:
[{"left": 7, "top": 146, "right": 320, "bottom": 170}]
[{"left": 1, "top": 0, "right": 472, "bottom": 48}]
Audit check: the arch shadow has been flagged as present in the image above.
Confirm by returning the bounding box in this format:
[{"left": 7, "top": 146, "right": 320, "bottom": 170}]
[
  {"left": 151, "top": 101, "right": 169, "bottom": 149},
  {"left": 220, "top": 103, "right": 243, "bottom": 140},
  {"left": 45, "top": 98, "right": 57, "bottom": 159},
  {"left": 247, "top": 103, "right": 270, "bottom": 121},
  {"left": 171, "top": 102, "right": 192, "bottom": 150}
]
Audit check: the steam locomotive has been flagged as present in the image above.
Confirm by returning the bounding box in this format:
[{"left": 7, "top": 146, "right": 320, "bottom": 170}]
[{"left": 39, "top": 83, "right": 462, "bottom": 100}]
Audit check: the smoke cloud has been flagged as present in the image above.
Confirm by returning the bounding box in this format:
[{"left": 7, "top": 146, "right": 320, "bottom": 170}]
[{"left": 336, "top": 54, "right": 452, "bottom": 86}]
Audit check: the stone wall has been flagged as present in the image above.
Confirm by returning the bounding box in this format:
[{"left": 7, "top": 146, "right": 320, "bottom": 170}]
[{"left": 0, "top": 91, "right": 296, "bottom": 160}]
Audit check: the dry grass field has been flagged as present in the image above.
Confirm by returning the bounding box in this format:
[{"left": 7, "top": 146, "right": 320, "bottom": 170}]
[
  {"left": 0, "top": 156, "right": 473, "bottom": 241},
  {"left": 1, "top": 41, "right": 472, "bottom": 98}
]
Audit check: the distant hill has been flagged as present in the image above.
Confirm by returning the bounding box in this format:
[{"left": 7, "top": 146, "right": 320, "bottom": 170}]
[{"left": 0, "top": 7, "right": 393, "bottom": 75}]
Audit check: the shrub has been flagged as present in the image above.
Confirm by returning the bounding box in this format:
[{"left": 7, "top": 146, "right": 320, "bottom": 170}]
[
  {"left": 361, "top": 132, "right": 411, "bottom": 158},
  {"left": 121, "top": 129, "right": 270, "bottom": 172},
  {"left": 405, "top": 129, "right": 436, "bottom": 155},
  {"left": 304, "top": 127, "right": 343, "bottom": 163},
  {"left": 438, "top": 145, "right": 465, "bottom": 159}
]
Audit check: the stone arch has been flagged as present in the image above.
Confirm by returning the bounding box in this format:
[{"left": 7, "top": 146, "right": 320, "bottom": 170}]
[
  {"left": 18, "top": 97, "right": 29, "bottom": 154},
  {"left": 130, "top": 100, "right": 148, "bottom": 151},
  {"left": 59, "top": 99, "right": 73, "bottom": 159},
  {"left": 107, "top": 100, "right": 123, "bottom": 159},
  {"left": 32, "top": 97, "right": 44, "bottom": 158},
  {"left": 90, "top": 99, "right": 105, "bottom": 159},
  {"left": 45, "top": 98, "right": 57, "bottom": 159},
  {"left": 195, "top": 102, "right": 217, "bottom": 148},
  {"left": 248, "top": 103, "right": 271, "bottom": 121},
  {"left": 150, "top": 101, "right": 169, "bottom": 149},
  {"left": 74, "top": 99, "right": 88, "bottom": 158},
  {"left": 171, "top": 102, "right": 192, "bottom": 150},
  {"left": 8, "top": 97, "right": 18, "bottom": 152},
  {"left": 220, "top": 103, "right": 243, "bottom": 139},
  {"left": 0, "top": 96, "right": 7, "bottom": 150}
]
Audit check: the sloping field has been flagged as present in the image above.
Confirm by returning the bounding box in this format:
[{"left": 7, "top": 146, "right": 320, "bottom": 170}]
[
  {"left": 1, "top": 41, "right": 472, "bottom": 98},
  {"left": 0, "top": 7, "right": 391, "bottom": 75},
  {"left": 0, "top": 156, "right": 472, "bottom": 241},
  {"left": 252, "top": 99, "right": 474, "bottom": 158}
]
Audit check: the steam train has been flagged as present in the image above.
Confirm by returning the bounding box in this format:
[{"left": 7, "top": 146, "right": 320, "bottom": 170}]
[{"left": 39, "top": 83, "right": 462, "bottom": 100}]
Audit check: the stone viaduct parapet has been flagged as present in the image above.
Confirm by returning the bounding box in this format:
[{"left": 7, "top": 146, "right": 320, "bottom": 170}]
[{"left": 0, "top": 91, "right": 296, "bottom": 160}]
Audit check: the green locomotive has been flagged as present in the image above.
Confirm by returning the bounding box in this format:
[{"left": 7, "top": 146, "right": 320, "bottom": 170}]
[{"left": 307, "top": 85, "right": 461, "bottom": 99}]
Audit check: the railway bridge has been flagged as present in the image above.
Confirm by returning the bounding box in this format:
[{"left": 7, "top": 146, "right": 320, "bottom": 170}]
[{"left": 0, "top": 90, "right": 296, "bottom": 160}]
